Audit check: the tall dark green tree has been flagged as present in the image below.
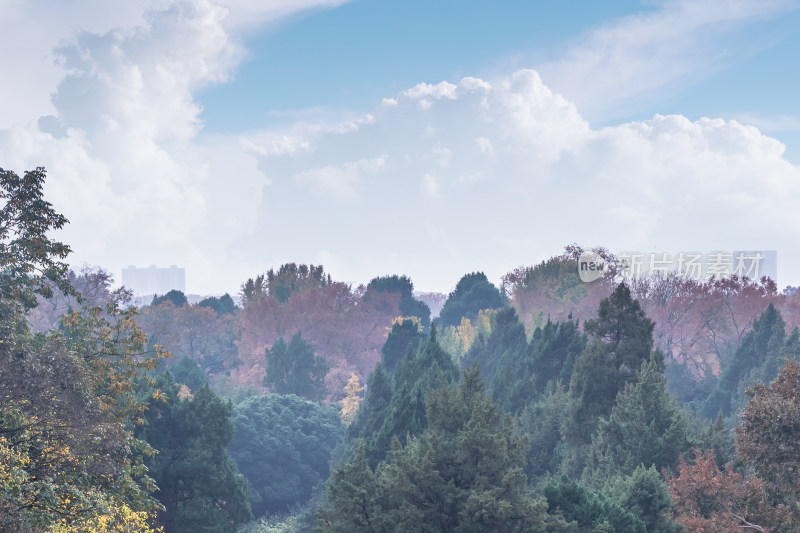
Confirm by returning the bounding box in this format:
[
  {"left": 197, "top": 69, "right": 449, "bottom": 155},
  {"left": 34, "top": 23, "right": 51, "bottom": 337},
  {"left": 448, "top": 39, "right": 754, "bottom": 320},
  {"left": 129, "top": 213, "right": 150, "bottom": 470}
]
[
  {"left": 367, "top": 275, "right": 432, "bottom": 330},
  {"left": 264, "top": 331, "right": 328, "bottom": 401},
  {"left": 139, "top": 375, "right": 252, "bottom": 533},
  {"left": 371, "top": 327, "right": 459, "bottom": 464},
  {"left": 702, "top": 304, "right": 798, "bottom": 419},
  {"left": 380, "top": 317, "right": 425, "bottom": 373},
  {"left": 228, "top": 393, "right": 343, "bottom": 517},
  {"left": 543, "top": 476, "right": 646, "bottom": 533},
  {"left": 437, "top": 272, "right": 507, "bottom": 328},
  {"left": 171, "top": 355, "right": 207, "bottom": 392},
  {"left": 319, "top": 367, "right": 573, "bottom": 532},
  {"left": 583, "top": 354, "right": 695, "bottom": 486},
  {"left": 563, "top": 283, "right": 655, "bottom": 449},
  {"left": 461, "top": 307, "right": 527, "bottom": 399}
]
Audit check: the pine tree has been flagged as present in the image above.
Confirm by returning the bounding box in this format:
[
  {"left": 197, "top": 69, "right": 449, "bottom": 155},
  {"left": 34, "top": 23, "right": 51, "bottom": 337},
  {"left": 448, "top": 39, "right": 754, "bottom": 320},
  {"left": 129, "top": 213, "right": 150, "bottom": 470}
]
[
  {"left": 563, "top": 283, "right": 655, "bottom": 449},
  {"left": 264, "top": 331, "right": 328, "bottom": 401},
  {"left": 319, "top": 366, "right": 573, "bottom": 532},
  {"left": 140, "top": 375, "right": 252, "bottom": 533},
  {"left": 583, "top": 354, "right": 695, "bottom": 485}
]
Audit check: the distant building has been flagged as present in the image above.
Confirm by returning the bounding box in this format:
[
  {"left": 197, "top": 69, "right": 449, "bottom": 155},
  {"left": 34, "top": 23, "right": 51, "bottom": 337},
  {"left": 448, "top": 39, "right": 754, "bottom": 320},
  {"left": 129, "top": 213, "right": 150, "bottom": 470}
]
[{"left": 122, "top": 265, "right": 185, "bottom": 296}]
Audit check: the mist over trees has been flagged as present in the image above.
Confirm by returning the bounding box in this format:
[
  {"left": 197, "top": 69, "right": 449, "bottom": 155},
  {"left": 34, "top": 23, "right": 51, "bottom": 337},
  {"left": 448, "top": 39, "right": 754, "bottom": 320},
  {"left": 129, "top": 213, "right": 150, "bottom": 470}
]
[{"left": 3, "top": 167, "right": 800, "bottom": 532}]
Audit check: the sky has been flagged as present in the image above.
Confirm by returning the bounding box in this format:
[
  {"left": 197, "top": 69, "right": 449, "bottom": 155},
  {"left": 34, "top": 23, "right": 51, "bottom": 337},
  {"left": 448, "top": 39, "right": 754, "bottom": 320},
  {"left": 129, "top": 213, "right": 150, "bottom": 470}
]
[{"left": 1, "top": 0, "right": 799, "bottom": 295}]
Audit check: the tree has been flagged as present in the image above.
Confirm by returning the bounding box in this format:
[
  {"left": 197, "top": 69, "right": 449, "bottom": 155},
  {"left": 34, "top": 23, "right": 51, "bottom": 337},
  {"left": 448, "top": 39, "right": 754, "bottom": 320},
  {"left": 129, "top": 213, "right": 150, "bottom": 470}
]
[
  {"left": 542, "top": 476, "right": 645, "bottom": 533},
  {"left": 702, "top": 304, "right": 790, "bottom": 419},
  {"left": 666, "top": 450, "right": 787, "bottom": 532},
  {"left": 139, "top": 375, "right": 252, "bottom": 533},
  {"left": 263, "top": 332, "right": 328, "bottom": 401},
  {"left": 370, "top": 327, "right": 459, "bottom": 465},
  {"left": 0, "top": 177, "right": 164, "bottom": 532},
  {"left": 367, "top": 275, "right": 431, "bottom": 330},
  {"left": 340, "top": 372, "right": 365, "bottom": 425},
  {"left": 0, "top": 167, "right": 72, "bottom": 313},
  {"left": 171, "top": 355, "right": 207, "bottom": 392},
  {"left": 736, "top": 359, "right": 800, "bottom": 528},
  {"left": 229, "top": 394, "right": 343, "bottom": 517},
  {"left": 563, "top": 283, "right": 655, "bottom": 449},
  {"left": 437, "top": 272, "right": 507, "bottom": 328},
  {"left": 461, "top": 307, "right": 527, "bottom": 407},
  {"left": 318, "top": 367, "right": 573, "bottom": 532},
  {"left": 198, "top": 293, "right": 237, "bottom": 315},
  {"left": 152, "top": 289, "right": 188, "bottom": 308},
  {"left": 380, "top": 317, "right": 424, "bottom": 373},
  {"left": 583, "top": 354, "right": 695, "bottom": 485}
]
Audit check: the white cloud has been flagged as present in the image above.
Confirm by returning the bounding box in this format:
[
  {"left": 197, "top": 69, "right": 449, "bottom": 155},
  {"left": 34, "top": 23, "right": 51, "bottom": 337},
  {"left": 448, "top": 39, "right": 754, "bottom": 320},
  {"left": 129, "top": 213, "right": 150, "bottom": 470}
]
[
  {"left": 243, "top": 69, "right": 800, "bottom": 291},
  {"left": 2, "top": 1, "right": 800, "bottom": 295},
  {"left": 537, "top": 0, "right": 800, "bottom": 122}
]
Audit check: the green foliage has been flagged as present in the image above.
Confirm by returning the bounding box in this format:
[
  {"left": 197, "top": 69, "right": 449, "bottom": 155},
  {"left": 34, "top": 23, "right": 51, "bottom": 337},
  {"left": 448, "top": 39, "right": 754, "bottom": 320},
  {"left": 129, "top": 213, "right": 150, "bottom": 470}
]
[
  {"left": 517, "top": 382, "right": 570, "bottom": 480},
  {"left": 702, "top": 304, "right": 796, "bottom": 419},
  {"left": 139, "top": 376, "right": 252, "bottom": 533},
  {"left": 369, "top": 327, "right": 459, "bottom": 465},
  {"left": 171, "top": 355, "right": 208, "bottom": 392},
  {"left": 583, "top": 354, "right": 695, "bottom": 485},
  {"left": 613, "top": 466, "right": 681, "bottom": 533},
  {"left": 264, "top": 332, "right": 328, "bottom": 401},
  {"left": 367, "top": 275, "right": 431, "bottom": 330},
  {"left": 735, "top": 359, "right": 800, "bottom": 528},
  {"left": 563, "top": 283, "right": 655, "bottom": 450},
  {"left": 151, "top": 289, "right": 189, "bottom": 308},
  {"left": 461, "top": 307, "right": 528, "bottom": 404},
  {"left": 542, "top": 476, "right": 645, "bottom": 533},
  {"left": 697, "top": 411, "right": 735, "bottom": 467},
  {"left": 0, "top": 166, "right": 73, "bottom": 313},
  {"left": 229, "top": 394, "right": 344, "bottom": 517},
  {"left": 319, "top": 367, "right": 573, "bottom": 532},
  {"left": 198, "top": 293, "right": 237, "bottom": 315},
  {"left": 241, "top": 264, "right": 331, "bottom": 305},
  {"left": 664, "top": 358, "right": 717, "bottom": 407},
  {"left": 380, "top": 318, "right": 424, "bottom": 373},
  {"left": 437, "top": 271, "right": 507, "bottom": 328},
  {"left": 529, "top": 318, "right": 587, "bottom": 396}
]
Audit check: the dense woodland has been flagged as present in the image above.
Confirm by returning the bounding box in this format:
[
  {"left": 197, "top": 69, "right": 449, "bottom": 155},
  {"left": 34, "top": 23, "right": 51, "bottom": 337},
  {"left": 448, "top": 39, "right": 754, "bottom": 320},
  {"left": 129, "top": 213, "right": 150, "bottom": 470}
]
[{"left": 3, "top": 167, "right": 800, "bottom": 532}]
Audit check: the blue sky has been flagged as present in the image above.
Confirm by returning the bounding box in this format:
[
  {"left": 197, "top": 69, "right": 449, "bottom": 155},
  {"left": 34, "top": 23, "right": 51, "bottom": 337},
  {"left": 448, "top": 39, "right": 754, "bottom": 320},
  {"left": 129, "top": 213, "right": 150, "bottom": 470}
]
[{"left": 1, "top": 0, "right": 799, "bottom": 295}]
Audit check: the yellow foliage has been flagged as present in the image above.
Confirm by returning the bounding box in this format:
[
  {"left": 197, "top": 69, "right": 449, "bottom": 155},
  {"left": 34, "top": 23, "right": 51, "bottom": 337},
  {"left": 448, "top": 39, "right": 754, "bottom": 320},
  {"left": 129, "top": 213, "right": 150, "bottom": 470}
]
[{"left": 339, "top": 373, "right": 365, "bottom": 425}]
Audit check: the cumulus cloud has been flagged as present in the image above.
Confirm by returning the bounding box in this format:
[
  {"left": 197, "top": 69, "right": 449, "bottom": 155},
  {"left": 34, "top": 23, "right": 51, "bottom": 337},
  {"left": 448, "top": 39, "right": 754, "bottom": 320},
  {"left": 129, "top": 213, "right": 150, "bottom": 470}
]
[
  {"left": 242, "top": 69, "right": 800, "bottom": 291},
  {"left": 2, "top": 0, "right": 799, "bottom": 294}
]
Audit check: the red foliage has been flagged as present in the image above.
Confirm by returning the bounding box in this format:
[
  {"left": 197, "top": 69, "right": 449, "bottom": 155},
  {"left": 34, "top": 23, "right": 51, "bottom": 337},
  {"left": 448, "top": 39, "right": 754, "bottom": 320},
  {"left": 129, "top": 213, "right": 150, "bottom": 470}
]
[
  {"left": 665, "top": 450, "right": 787, "bottom": 532},
  {"left": 236, "top": 282, "right": 400, "bottom": 399}
]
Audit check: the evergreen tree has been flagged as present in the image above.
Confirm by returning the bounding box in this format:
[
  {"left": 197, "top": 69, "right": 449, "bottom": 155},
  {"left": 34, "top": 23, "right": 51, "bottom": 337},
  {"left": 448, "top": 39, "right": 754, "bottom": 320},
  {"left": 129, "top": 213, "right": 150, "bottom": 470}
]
[
  {"left": 171, "top": 355, "right": 207, "bottom": 392},
  {"left": 229, "top": 393, "right": 343, "bottom": 517},
  {"left": 530, "top": 317, "right": 586, "bottom": 395},
  {"left": 517, "top": 382, "right": 570, "bottom": 480},
  {"left": 702, "top": 304, "right": 796, "bottom": 419},
  {"left": 319, "top": 367, "right": 573, "bottom": 532},
  {"left": 437, "top": 272, "right": 507, "bottom": 328},
  {"left": 264, "top": 331, "right": 328, "bottom": 401},
  {"left": 370, "top": 326, "right": 459, "bottom": 465},
  {"left": 367, "top": 275, "right": 432, "bottom": 330},
  {"left": 198, "top": 293, "right": 237, "bottom": 315},
  {"left": 563, "top": 283, "right": 655, "bottom": 449},
  {"left": 151, "top": 289, "right": 188, "bottom": 308},
  {"left": 380, "top": 317, "right": 425, "bottom": 373},
  {"left": 614, "top": 465, "right": 681, "bottom": 533},
  {"left": 583, "top": 354, "right": 695, "bottom": 486},
  {"left": 140, "top": 375, "right": 252, "bottom": 533},
  {"left": 461, "top": 307, "right": 528, "bottom": 411},
  {"left": 543, "top": 476, "right": 645, "bottom": 533}
]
